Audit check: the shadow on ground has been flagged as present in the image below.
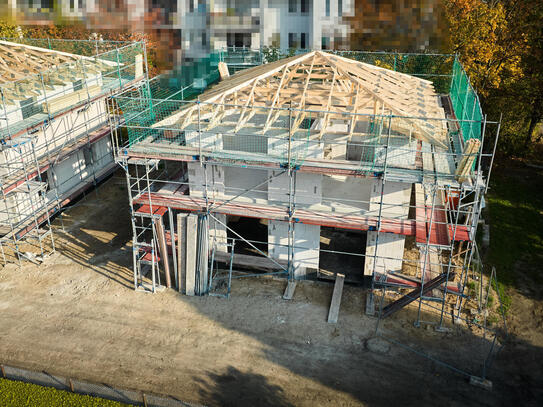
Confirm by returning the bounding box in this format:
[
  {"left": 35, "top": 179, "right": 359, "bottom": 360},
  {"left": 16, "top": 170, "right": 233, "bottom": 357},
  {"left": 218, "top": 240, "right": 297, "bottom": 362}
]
[
  {"left": 195, "top": 367, "right": 293, "bottom": 407},
  {"left": 32, "top": 169, "right": 543, "bottom": 406}
]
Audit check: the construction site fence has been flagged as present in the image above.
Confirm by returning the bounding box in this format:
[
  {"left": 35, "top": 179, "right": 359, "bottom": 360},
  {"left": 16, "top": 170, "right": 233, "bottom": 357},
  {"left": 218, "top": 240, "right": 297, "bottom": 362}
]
[
  {"left": 0, "top": 40, "right": 145, "bottom": 140},
  {"left": 0, "top": 363, "right": 201, "bottom": 407}
]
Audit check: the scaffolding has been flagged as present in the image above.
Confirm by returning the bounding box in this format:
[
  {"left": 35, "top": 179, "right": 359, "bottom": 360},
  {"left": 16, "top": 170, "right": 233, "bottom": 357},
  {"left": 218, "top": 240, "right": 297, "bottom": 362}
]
[
  {"left": 0, "top": 38, "right": 148, "bottom": 264},
  {"left": 110, "top": 50, "right": 505, "bottom": 380}
]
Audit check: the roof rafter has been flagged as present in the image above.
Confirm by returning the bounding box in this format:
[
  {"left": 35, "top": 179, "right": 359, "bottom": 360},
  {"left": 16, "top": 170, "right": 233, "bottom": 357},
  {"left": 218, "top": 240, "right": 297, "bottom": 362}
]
[{"left": 153, "top": 51, "right": 449, "bottom": 149}]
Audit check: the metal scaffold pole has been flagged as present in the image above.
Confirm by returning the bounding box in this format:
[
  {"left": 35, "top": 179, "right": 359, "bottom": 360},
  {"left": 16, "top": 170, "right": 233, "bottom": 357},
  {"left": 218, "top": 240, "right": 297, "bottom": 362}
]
[
  {"left": 437, "top": 184, "right": 462, "bottom": 329},
  {"left": 287, "top": 104, "right": 295, "bottom": 281},
  {"left": 415, "top": 179, "right": 437, "bottom": 328},
  {"left": 371, "top": 112, "right": 392, "bottom": 318}
]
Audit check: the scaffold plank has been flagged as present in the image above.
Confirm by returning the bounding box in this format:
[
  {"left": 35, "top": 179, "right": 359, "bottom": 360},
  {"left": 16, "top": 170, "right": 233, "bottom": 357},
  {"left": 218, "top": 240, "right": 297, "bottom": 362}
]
[
  {"left": 414, "top": 183, "right": 469, "bottom": 246},
  {"left": 414, "top": 184, "right": 427, "bottom": 243},
  {"left": 139, "top": 246, "right": 160, "bottom": 263},
  {"left": 327, "top": 273, "right": 345, "bottom": 324},
  {"left": 374, "top": 272, "right": 461, "bottom": 294},
  {"left": 135, "top": 192, "right": 415, "bottom": 234},
  {"left": 133, "top": 192, "right": 471, "bottom": 243},
  {"left": 214, "top": 251, "right": 287, "bottom": 271},
  {"left": 135, "top": 204, "right": 168, "bottom": 218},
  {"left": 156, "top": 217, "right": 171, "bottom": 288},
  {"left": 424, "top": 205, "right": 450, "bottom": 246},
  {"left": 123, "top": 144, "right": 431, "bottom": 183}
]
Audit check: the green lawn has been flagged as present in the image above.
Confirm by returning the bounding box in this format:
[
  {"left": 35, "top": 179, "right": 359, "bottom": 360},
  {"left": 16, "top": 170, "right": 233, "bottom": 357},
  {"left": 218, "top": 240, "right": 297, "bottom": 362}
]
[
  {"left": 0, "top": 378, "right": 130, "bottom": 407},
  {"left": 486, "top": 164, "right": 543, "bottom": 291}
]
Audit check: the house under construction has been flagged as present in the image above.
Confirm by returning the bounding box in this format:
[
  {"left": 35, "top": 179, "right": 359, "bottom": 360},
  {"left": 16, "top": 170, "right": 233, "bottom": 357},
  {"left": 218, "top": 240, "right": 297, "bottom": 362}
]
[
  {"left": 0, "top": 38, "right": 147, "bottom": 264},
  {"left": 111, "top": 49, "right": 499, "bottom": 328}
]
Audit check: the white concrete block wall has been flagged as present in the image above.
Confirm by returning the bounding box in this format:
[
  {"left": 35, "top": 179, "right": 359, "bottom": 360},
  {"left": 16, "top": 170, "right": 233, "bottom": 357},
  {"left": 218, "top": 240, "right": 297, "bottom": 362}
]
[
  {"left": 268, "top": 219, "right": 320, "bottom": 278},
  {"left": 266, "top": 167, "right": 322, "bottom": 277},
  {"left": 50, "top": 150, "right": 85, "bottom": 196},
  {"left": 267, "top": 125, "right": 324, "bottom": 163},
  {"left": 321, "top": 175, "right": 372, "bottom": 211},
  {"left": 0, "top": 189, "right": 44, "bottom": 226},
  {"left": 209, "top": 213, "right": 228, "bottom": 252},
  {"left": 185, "top": 157, "right": 323, "bottom": 278},
  {"left": 0, "top": 99, "right": 108, "bottom": 177},
  {"left": 91, "top": 134, "right": 114, "bottom": 170},
  {"left": 224, "top": 166, "right": 267, "bottom": 202},
  {"left": 367, "top": 179, "right": 411, "bottom": 219},
  {"left": 187, "top": 162, "right": 225, "bottom": 199},
  {"left": 364, "top": 179, "right": 412, "bottom": 279},
  {"left": 268, "top": 171, "right": 321, "bottom": 205},
  {"left": 0, "top": 133, "right": 113, "bottom": 228},
  {"left": 365, "top": 231, "right": 406, "bottom": 277},
  {"left": 46, "top": 135, "right": 113, "bottom": 198},
  {"left": 185, "top": 130, "right": 223, "bottom": 152},
  {"left": 223, "top": 132, "right": 267, "bottom": 155}
]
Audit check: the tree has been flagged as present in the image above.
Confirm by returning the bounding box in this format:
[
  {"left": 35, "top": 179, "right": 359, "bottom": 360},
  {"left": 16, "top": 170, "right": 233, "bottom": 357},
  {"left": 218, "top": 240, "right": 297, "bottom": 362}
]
[
  {"left": 349, "top": 0, "right": 445, "bottom": 52},
  {"left": 0, "top": 21, "right": 24, "bottom": 39},
  {"left": 444, "top": 0, "right": 543, "bottom": 156}
]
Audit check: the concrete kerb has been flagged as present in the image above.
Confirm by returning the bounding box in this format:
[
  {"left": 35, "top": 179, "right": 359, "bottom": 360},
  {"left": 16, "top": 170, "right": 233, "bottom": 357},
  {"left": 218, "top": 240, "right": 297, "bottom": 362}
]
[{"left": 0, "top": 363, "right": 204, "bottom": 407}]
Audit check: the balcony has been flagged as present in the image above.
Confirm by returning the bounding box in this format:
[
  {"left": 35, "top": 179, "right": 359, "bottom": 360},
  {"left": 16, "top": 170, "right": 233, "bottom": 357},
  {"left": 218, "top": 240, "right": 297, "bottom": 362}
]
[{"left": 210, "top": 14, "right": 260, "bottom": 31}]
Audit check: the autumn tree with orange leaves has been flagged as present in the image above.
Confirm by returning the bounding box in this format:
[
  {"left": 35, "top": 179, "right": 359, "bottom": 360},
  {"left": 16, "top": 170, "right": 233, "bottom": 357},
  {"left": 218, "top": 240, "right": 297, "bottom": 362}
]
[{"left": 444, "top": 0, "right": 543, "bottom": 156}]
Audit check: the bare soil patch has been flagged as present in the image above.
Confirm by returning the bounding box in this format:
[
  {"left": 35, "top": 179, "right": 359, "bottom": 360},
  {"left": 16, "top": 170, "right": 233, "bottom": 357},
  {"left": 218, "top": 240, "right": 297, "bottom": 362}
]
[{"left": 0, "top": 171, "right": 541, "bottom": 406}]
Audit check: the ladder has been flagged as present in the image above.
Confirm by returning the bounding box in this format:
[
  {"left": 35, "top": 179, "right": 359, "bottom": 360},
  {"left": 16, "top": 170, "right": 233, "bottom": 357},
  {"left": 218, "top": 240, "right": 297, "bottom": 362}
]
[{"left": 124, "top": 156, "right": 162, "bottom": 292}]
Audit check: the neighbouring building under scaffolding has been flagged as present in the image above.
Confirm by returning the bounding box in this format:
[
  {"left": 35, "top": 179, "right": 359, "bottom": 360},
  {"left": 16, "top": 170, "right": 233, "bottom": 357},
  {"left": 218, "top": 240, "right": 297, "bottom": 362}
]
[
  {"left": 111, "top": 50, "right": 500, "bottom": 330},
  {"left": 0, "top": 38, "right": 147, "bottom": 264}
]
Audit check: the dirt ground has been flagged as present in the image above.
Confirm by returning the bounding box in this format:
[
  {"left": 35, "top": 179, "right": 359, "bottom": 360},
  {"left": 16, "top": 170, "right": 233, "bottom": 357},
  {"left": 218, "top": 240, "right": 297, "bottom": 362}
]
[{"left": 0, "top": 171, "right": 542, "bottom": 406}]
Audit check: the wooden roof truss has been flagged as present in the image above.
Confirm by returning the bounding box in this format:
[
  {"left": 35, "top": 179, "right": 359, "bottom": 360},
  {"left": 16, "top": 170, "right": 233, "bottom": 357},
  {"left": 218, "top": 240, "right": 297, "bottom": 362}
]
[
  {"left": 0, "top": 40, "right": 116, "bottom": 106},
  {"left": 153, "top": 51, "right": 449, "bottom": 150}
]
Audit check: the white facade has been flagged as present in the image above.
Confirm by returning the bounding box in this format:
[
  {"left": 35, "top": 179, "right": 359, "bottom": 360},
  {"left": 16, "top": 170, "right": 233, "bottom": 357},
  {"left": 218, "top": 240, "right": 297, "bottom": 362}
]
[
  {"left": 177, "top": 0, "right": 354, "bottom": 57},
  {"left": 183, "top": 123, "right": 415, "bottom": 280},
  {"left": 0, "top": 92, "right": 115, "bottom": 232},
  {"left": 8, "top": 0, "right": 352, "bottom": 60}
]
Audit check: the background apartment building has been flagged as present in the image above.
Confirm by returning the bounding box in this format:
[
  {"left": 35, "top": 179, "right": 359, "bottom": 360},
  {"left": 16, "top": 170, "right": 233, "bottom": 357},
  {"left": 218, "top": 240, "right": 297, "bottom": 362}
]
[
  {"left": 4, "top": 1, "right": 353, "bottom": 59},
  {"left": 178, "top": 0, "right": 354, "bottom": 58}
]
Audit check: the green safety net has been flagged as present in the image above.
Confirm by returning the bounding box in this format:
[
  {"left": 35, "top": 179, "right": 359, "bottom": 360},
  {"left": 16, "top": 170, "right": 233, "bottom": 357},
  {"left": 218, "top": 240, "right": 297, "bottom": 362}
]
[
  {"left": 449, "top": 57, "right": 483, "bottom": 142},
  {"left": 116, "top": 51, "right": 225, "bottom": 146},
  {"left": 220, "top": 48, "right": 455, "bottom": 93},
  {"left": 116, "top": 50, "right": 481, "bottom": 170}
]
